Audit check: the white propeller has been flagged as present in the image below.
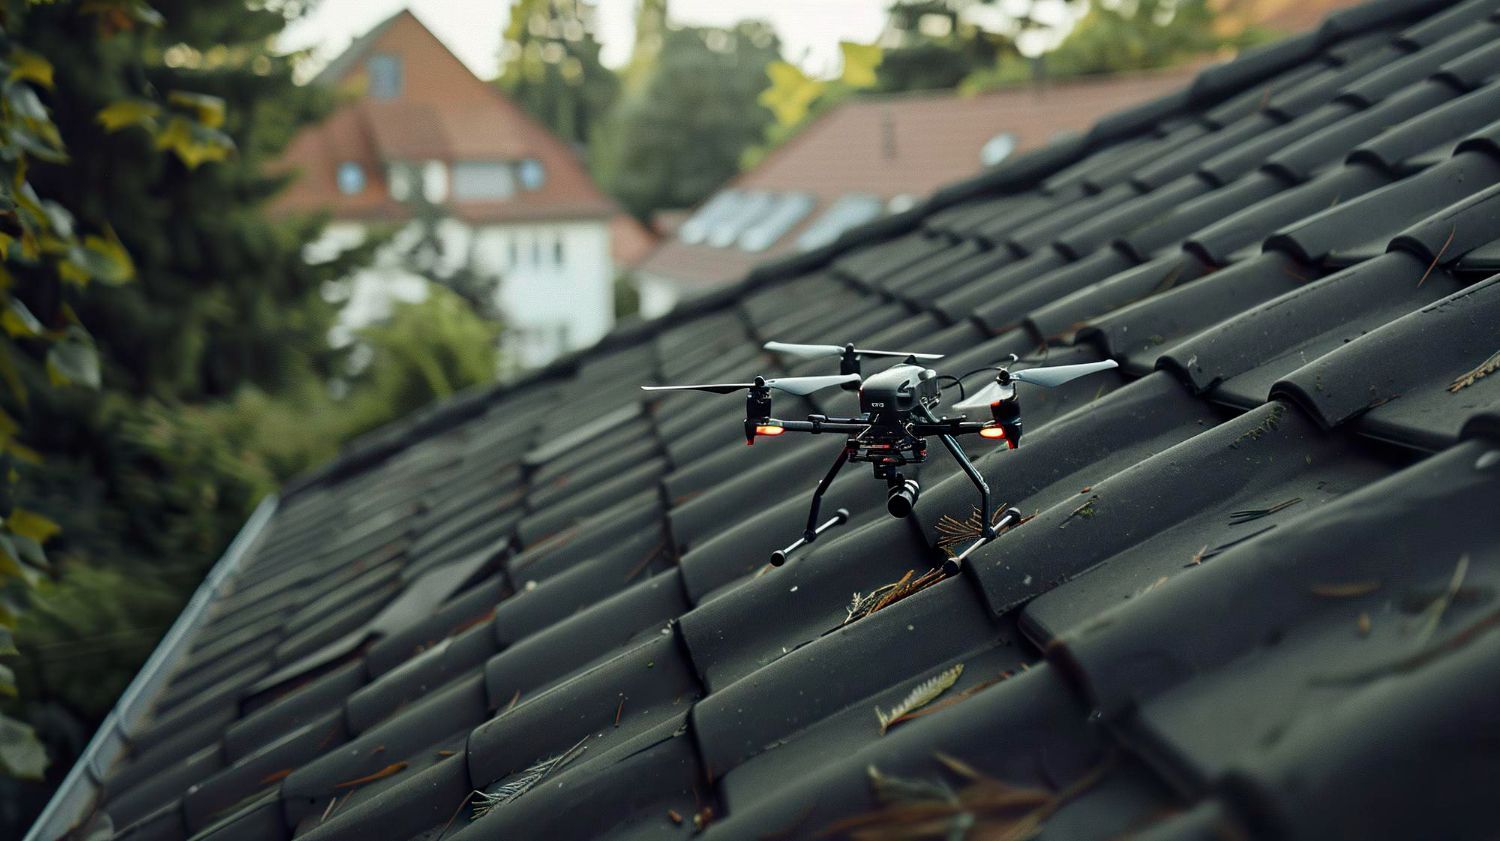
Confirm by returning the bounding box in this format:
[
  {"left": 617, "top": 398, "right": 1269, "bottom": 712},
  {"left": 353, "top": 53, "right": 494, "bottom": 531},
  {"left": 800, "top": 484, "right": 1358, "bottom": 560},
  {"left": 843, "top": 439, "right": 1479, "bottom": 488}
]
[
  {"left": 641, "top": 373, "right": 861, "bottom": 396},
  {"left": 951, "top": 360, "right": 1119, "bottom": 411},
  {"left": 763, "top": 341, "right": 943, "bottom": 361}
]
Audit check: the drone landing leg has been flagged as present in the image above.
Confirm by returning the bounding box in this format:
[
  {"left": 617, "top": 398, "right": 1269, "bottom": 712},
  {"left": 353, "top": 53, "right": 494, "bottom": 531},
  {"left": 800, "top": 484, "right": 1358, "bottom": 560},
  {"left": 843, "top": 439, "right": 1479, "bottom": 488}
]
[
  {"left": 933, "top": 431, "right": 1020, "bottom": 575},
  {"left": 771, "top": 448, "right": 851, "bottom": 566}
]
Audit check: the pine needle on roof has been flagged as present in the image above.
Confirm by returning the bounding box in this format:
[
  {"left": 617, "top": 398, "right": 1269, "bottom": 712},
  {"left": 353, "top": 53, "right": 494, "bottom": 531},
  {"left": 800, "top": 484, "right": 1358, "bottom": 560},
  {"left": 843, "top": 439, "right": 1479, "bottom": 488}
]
[
  {"left": 876, "top": 664, "right": 963, "bottom": 734},
  {"left": 471, "top": 736, "right": 588, "bottom": 819}
]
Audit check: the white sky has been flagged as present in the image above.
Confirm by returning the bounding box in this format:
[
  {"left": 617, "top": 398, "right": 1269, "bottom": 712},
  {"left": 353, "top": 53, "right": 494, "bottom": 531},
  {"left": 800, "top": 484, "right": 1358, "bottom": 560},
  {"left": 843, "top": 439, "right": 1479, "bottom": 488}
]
[{"left": 278, "top": 1, "right": 894, "bottom": 81}]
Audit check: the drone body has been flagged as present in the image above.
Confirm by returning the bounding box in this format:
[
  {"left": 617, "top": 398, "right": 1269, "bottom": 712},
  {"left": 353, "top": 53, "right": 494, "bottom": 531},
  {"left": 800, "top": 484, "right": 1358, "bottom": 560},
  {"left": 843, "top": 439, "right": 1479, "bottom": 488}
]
[{"left": 644, "top": 342, "right": 1118, "bottom": 572}]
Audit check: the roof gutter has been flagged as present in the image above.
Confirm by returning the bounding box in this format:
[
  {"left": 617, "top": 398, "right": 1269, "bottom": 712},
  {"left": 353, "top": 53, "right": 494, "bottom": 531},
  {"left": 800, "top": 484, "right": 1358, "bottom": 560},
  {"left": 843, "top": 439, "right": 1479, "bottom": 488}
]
[{"left": 24, "top": 494, "right": 280, "bottom": 841}]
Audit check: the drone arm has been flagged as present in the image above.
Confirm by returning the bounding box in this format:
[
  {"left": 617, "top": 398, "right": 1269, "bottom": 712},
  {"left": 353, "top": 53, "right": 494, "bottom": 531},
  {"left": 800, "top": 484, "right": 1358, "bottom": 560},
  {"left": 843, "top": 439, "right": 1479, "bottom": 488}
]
[
  {"left": 910, "top": 420, "right": 991, "bottom": 436},
  {"left": 769, "top": 417, "right": 870, "bottom": 435}
]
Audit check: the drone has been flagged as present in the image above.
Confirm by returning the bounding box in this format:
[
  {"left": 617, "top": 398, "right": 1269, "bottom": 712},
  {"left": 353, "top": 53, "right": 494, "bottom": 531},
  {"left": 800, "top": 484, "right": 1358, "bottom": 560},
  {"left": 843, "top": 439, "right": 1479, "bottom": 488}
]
[{"left": 643, "top": 341, "right": 1118, "bottom": 573}]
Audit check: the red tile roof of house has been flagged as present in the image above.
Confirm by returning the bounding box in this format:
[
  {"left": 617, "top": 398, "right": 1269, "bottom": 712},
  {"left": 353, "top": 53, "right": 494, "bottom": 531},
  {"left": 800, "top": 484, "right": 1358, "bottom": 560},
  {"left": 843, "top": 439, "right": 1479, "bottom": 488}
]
[
  {"left": 271, "top": 10, "right": 616, "bottom": 225},
  {"left": 637, "top": 66, "right": 1201, "bottom": 290}
]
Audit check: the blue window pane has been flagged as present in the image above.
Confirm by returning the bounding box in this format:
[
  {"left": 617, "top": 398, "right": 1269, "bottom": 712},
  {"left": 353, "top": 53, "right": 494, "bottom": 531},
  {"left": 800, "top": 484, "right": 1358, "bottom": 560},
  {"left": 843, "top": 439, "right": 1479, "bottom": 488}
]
[
  {"left": 337, "top": 162, "right": 365, "bottom": 195},
  {"left": 518, "top": 159, "right": 546, "bottom": 191},
  {"left": 367, "top": 54, "right": 402, "bottom": 99}
]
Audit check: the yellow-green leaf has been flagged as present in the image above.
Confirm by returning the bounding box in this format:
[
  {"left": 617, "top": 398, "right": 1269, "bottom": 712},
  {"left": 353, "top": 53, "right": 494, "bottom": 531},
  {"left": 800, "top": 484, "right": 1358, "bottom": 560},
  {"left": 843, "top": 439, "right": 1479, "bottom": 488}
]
[
  {"left": 1, "top": 299, "right": 43, "bottom": 338},
  {"left": 0, "top": 347, "right": 26, "bottom": 408},
  {"left": 0, "top": 438, "right": 41, "bottom": 465},
  {"left": 7, "top": 509, "right": 59, "bottom": 544},
  {"left": 167, "top": 90, "right": 226, "bottom": 129},
  {"left": 839, "top": 41, "right": 882, "bottom": 88},
  {"left": 156, "top": 117, "right": 234, "bottom": 169},
  {"left": 0, "top": 535, "right": 38, "bottom": 586},
  {"left": 80, "top": 227, "right": 135, "bottom": 284},
  {"left": 8, "top": 48, "right": 55, "bottom": 89},
  {"left": 96, "top": 99, "right": 161, "bottom": 132},
  {"left": 46, "top": 336, "right": 100, "bottom": 388},
  {"left": 57, "top": 258, "right": 91, "bottom": 286},
  {"left": 760, "top": 61, "right": 824, "bottom": 127},
  {"left": 0, "top": 716, "right": 48, "bottom": 780}
]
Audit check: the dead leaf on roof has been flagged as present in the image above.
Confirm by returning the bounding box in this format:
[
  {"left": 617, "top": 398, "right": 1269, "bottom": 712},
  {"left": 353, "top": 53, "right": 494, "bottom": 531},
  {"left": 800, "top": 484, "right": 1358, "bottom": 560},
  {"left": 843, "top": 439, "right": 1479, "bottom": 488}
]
[
  {"left": 1448, "top": 350, "right": 1499, "bottom": 394},
  {"left": 1309, "top": 580, "right": 1382, "bottom": 598},
  {"left": 334, "top": 761, "right": 408, "bottom": 789}
]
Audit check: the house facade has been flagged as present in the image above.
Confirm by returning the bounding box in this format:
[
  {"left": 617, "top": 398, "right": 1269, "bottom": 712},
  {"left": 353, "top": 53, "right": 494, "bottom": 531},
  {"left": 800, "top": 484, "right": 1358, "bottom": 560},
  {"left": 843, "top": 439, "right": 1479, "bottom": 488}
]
[{"left": 274, "top": 10, "right": 626, "bottom": 371}]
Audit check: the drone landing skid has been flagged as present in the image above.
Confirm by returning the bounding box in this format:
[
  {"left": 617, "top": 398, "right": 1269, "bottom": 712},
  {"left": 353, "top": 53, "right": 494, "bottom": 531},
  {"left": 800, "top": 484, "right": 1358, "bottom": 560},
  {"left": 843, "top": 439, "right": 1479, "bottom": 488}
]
[
  {"left": 770, "top": 508, "right": 850, "bottom": 566},
  {"left": 941, "top": 505, "right": 1022, "bottom": 576}
]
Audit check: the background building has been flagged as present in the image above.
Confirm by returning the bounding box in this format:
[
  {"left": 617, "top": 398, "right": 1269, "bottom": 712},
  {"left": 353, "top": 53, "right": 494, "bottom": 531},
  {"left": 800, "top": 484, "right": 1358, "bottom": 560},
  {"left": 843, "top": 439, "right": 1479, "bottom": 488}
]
[
  {"left": 632, "top": 67, "right": 1198, "bottom": 316},
  {"left": 274, "top": 10, "right": 636, "bottom": 370}
]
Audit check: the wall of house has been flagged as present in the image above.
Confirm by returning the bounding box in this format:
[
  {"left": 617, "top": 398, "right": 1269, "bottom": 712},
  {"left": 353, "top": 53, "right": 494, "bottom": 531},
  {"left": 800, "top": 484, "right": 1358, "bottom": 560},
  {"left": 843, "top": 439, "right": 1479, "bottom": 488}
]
[{"left": 306, "top": 217, "right": 614, "bottom": 372}]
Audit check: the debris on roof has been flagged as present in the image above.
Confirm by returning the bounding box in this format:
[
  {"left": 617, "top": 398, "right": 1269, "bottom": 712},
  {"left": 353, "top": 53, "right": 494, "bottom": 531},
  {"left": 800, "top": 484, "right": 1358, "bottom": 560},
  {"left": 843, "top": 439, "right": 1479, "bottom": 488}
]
[{"left": 33, "top": 1, "right": 1500, "bottom": 839}]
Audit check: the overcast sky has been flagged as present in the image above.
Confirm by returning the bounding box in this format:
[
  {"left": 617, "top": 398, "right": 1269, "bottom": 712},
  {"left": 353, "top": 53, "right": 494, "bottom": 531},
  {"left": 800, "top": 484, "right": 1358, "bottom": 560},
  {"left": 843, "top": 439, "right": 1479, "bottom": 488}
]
[{"left": 277, "top": 0, "right": 895, "bottom": 81}]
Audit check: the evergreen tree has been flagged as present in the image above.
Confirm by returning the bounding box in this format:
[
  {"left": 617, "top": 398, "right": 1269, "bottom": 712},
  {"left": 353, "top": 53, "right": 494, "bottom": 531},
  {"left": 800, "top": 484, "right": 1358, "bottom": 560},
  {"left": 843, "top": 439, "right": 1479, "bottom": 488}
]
[
  {"left": 497, "top": 0, "right": 620, "bottom": 149},
  {"left": 592, "top": 21, "right": 781, "bottom": 219}
]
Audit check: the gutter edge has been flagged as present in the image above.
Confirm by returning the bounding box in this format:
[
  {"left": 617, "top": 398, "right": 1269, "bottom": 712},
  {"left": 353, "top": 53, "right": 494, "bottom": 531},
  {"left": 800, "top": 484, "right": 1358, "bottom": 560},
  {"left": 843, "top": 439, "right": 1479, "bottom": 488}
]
[{"left": 23, "top": 493, "right": 280, "bottom": 841}]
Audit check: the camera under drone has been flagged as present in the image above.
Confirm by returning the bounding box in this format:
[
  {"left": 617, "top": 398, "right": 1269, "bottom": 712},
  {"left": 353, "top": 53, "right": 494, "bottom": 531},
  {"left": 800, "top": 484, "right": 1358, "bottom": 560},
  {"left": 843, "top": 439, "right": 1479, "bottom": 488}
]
[{"left": 643, "top": 341, "right": 1117, "bottom": 573}]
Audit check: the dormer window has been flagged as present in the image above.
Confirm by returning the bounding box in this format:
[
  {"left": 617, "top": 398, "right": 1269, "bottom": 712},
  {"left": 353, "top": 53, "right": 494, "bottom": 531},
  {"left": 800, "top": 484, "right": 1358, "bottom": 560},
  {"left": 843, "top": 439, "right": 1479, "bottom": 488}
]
[
  {"left": 336, "top": 162, "right": 365, "bottom": 195},
  {"left": 452, "top": 162, "right": 515, "bottom": 201},
  {"left": 518, "top": 158, "right": 546, "bottom": 191},
  {"left": 367, "top": 54, "right": 402, "bottom": 99}
]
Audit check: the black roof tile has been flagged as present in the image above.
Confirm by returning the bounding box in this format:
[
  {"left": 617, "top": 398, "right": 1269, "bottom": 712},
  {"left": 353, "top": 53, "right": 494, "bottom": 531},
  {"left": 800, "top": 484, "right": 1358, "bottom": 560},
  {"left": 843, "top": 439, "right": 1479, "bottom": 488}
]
[
  {"left": 1157, "top": 250, "right": 1464, "bottom": 406},
  {"left": 1274, "top": 274, "right": 1500, "bottom": 449},
  {"left": 1267, "top": 149, "right": 1500, "bottom": 265},
  {"left": 46, "top": 4, "right": 1500, "bottom": 839}
]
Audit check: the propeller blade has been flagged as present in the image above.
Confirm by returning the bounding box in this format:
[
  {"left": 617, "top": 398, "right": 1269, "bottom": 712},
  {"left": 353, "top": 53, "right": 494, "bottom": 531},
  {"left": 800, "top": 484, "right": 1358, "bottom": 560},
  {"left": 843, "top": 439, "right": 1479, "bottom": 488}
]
[
  {"left": 764, "top": 373, "right": 862, "bottom": 395},
  {"left": 952, "top": 380, "right": 1014, "bottom": 411},
  {"left": 855, "top": 347, "right": 944, "bottom": 360},
  {"left": 762, "top": 341, "right": 845, "bottom": 359},
  {"left": 640, "top": 383, "right": 753, "bottom": 394},
  {"left": 763, "top": 341, "right": 944, "bottom": 361},
  {"left": 1008, "top": 360, "right": 1119, "bottom": 388}
]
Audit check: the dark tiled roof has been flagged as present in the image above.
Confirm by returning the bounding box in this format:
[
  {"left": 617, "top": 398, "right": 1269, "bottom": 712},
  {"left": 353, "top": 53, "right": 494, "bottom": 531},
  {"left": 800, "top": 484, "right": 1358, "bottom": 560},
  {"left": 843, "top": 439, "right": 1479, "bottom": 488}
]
[{"left": 51, "top": 1, "right": 1500, "bottom": 839}]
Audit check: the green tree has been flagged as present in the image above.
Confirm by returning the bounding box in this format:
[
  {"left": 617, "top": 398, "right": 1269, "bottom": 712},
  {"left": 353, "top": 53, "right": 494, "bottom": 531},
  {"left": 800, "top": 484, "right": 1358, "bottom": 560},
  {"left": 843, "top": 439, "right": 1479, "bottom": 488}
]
[
  {"left": 960, "top": 0, "right": 1273, "bottom": 91},
  {"left": 0, "top": 0, "right": 376, "bottom": 796},
  {"left": 0, "top": 0, "right": 244, "bottom": 780},
  {"left": 592, "top": 21, "right": 781, "bottom": 219},
  {"left": 497, "top": 0, "right": 619, "bottom": 149},
  {"left": 876, "top": 0, "right": 1019, "bottom": 92}
]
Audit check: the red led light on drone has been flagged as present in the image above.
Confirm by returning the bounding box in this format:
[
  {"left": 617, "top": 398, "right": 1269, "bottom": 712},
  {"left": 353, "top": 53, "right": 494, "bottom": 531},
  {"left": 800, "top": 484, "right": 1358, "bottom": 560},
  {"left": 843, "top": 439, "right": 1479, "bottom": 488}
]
[
  {"left": 979, "top": 425, "right": 1008, "bottom": 440},
  {"left": 754, "top": 424, "right": 786, "bottom": 437}
]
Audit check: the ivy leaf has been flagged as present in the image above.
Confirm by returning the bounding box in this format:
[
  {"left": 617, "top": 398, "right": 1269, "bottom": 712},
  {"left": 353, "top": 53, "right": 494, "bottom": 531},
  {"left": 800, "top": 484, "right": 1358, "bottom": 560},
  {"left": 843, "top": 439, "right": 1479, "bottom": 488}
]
[
  {"left": 839, "top": 41, "right": 883, "bottom": 88},
  {"left": 0, "top": 533, "right": 39, "bottom": 586},
  {"left": 46, "top": 332, "right": 100, "bottom": 388},
  {"left": 7, "top": 508, "right": 59, "bottom": 544},
  {"left": 0, "top": 664, "right": 15, "bottom": 698},
  {"left": 7, "top": 49, "right": 54, "bottom": 89},
  {"left": 96, "top": 99, "right": 161, "bottom": 132},
  {"left": 78, "top": 227, "right": 134, "bottom": 284},
  {"left": 6, "top": 85, "right": 49, "bottom": 123},
  {"left": 0, "top": 347, "right": 26, "bottom": 408},
  {"left": 167, "top": 91, "right": 226, "bottom": 129},
  {"left": 155, "top": 116, "right": 234, "bottom": 168},
  {"left": 1, "top": 299, "right": 43, "bottom": 338},
  {"left": 0, "top": 716, "right": 48, "bottom": 780},
  {"left": 0, "top": 626, "right": 17, "bottom": 657}
]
